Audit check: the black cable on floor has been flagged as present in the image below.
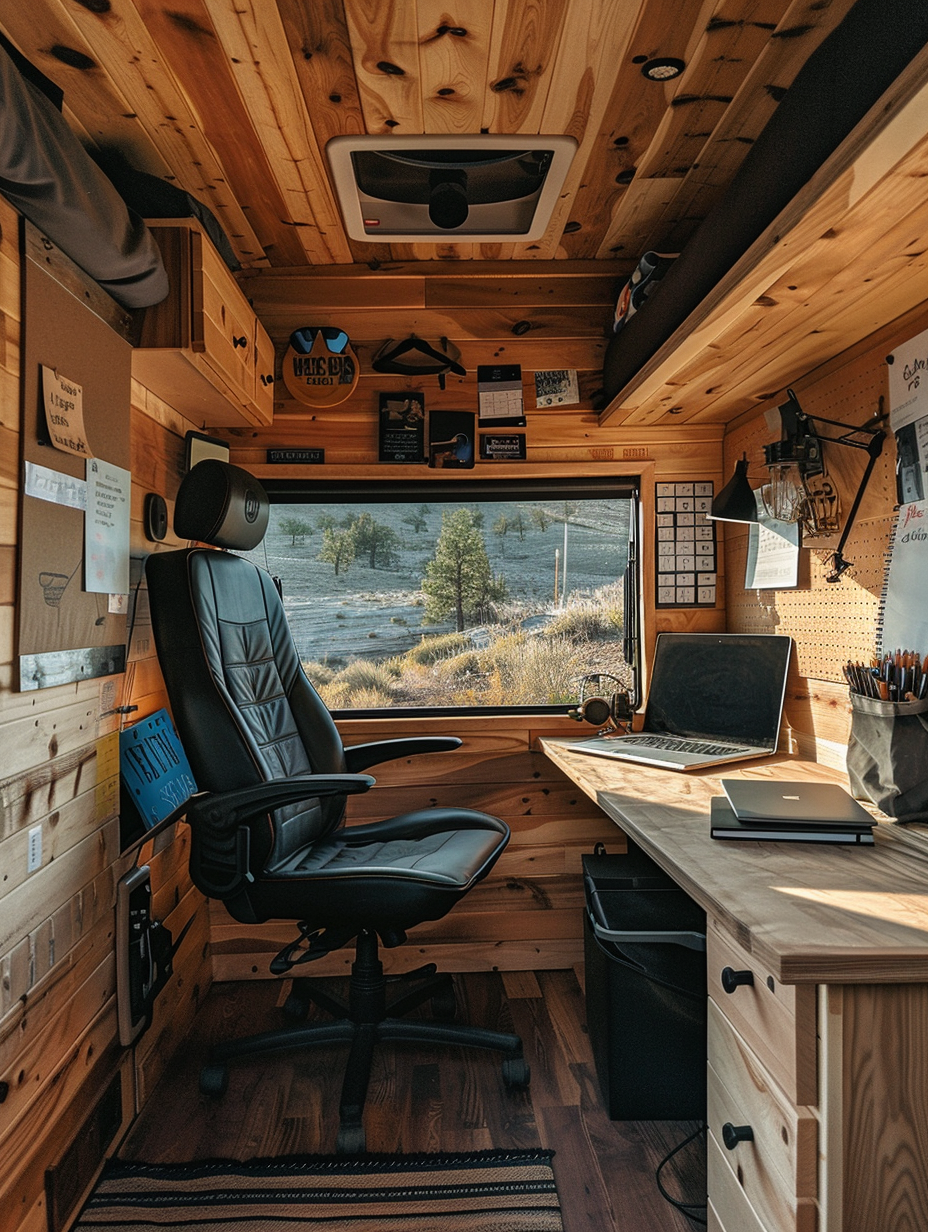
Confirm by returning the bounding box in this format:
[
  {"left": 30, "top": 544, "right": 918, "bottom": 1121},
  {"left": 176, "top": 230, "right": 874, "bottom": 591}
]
[{"left": 655, "top": 1121, "right": 707, "bottom": 1225}]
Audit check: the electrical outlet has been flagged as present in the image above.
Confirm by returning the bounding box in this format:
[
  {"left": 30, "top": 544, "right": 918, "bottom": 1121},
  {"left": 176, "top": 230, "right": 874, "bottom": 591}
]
[{"left": 27, "top": 825, "right": 42, "bottom": 872}]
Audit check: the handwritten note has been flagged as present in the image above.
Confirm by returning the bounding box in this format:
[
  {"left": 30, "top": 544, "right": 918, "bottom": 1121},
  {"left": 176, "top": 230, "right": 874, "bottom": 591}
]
[
  {"left": 42, "top": 366, "right": 91, "bottom": 457},
  {"left": 878, "top": 500, "right": 928, "bottom": 658}
]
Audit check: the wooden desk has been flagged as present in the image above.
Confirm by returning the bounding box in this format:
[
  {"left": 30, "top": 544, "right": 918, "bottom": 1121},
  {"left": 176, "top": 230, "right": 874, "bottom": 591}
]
[{"left": 540, "top": 738, "right": 928, "bottom": 1232}]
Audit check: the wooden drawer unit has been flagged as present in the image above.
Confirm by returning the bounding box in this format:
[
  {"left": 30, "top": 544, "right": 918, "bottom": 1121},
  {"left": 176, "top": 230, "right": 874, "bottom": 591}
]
[
  {"left": 707, "top": 921, "right": 817, "bottom": 1106},
  {"left": 133, "top": 219, "right": 275, "bottom": 428},
  {"left": 708, "top": 999, "right": 817, "bottom": 1232},
  {"left": 708, "top": 1134, "right": 779, "bottom": 1232}
]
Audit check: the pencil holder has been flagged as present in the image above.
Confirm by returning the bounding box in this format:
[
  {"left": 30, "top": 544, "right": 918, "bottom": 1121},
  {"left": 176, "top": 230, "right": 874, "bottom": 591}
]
[{"left": 846, "top": 693, "right": 928, "bottom": 821}]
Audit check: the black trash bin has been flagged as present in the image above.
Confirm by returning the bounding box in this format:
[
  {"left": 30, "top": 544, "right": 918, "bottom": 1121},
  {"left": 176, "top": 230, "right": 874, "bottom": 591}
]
[{"left": 583, "top": 843, "right": 707, "bottom": 1120}]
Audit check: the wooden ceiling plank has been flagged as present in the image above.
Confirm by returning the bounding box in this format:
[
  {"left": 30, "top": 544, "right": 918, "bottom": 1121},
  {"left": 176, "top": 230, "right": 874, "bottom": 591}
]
[
  {"left": 245, "top": 257, "right": 629, "bottom": 280},
  {"left": 200, "top": 0, "right": 353, "bottom": 265},
  {"left": 592, "top": 0, "right": 804, "bottom": 262},
  {"left": 594, "top": 176, "right": 682, "bottom": 262},
  {"left": 645, "top": 0, "right": 860, "bottom": 254},
  {"left": 425, "top": 273, "right": 621, "bottom": 308},
  {"left": 278, "top": 0, "right": 366, "bottom": 144},
  {"left": 599, "top": 44, "right": 928, "bottom": 424},
  {"left": 633, "top": 0, "right": 796, "bottom": 182},
  {"left": 619, "top": 220, "right": 928, "bottom": 428},
  {"left": 243, "top": 276, "right": 428, "bottom": 313},
  {"left": 643, "top": 130, "right": 928, "bottom": 419},
  {"left": 509, "top": 0, "right": 645, "bottom": 260},
  {"left": 258, "top": 304, "right": 610, "bottom": 345},
  {"left": 240, "top": 257, "right": 631, "bottom": 311},
  {"left": 564, "top": 0, "right": 708, "bottom": 260},
  {"left": 480, "top": 0, "right": 571, "bottom": 135},
  {"left": 342, "top": 0, "right": 424, "bottom": 135},
  {"left": 276, "top": 0, "right": 386, "bottom": 265},
  {"left": 131, "top": 0, "right": 310, "bottom": 265},
  {"left": 691, "top": 246, "right": 928, "bottom": 424},
  {"left": 417, "top": 0, "right": 492, "bottom": 133},
  {"left": 679, "top": 191, "right": 928, "bottom": 417},
  {"left": 0, "top": 0, "right": 268, "bottom": 262}
]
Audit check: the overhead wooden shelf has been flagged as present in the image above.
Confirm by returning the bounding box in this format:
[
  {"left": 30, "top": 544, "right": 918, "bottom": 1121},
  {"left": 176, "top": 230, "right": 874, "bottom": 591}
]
[{"left": 600, "top": 48, "right": 928, "bottom": 429}]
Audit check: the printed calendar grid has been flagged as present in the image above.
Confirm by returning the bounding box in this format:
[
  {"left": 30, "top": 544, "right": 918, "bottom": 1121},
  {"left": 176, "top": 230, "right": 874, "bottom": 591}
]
[{"left": 655, "top": 481, "right": 717, "bottom": 608}]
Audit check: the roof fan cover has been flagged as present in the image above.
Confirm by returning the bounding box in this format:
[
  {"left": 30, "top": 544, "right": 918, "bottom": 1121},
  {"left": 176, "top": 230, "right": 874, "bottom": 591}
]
[{"left": 326, "top": 134, "right": 577, "bottom": 242}]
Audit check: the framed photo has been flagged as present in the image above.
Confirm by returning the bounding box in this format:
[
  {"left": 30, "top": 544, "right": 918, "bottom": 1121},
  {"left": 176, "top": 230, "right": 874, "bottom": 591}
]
[{"left": 378, "top": 392, "right": 425, "bottom": 462}]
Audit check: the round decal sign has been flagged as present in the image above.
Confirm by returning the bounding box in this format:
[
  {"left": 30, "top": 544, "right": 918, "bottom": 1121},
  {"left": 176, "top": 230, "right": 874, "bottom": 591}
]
[{"left": 283, "top": 326, "right": 360, "bottom": 408}]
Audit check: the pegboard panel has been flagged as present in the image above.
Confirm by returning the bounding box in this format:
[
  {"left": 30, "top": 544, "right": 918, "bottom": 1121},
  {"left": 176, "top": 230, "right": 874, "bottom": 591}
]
[{"left": 727, "top": 513, "right": 894, "bottom": 680}]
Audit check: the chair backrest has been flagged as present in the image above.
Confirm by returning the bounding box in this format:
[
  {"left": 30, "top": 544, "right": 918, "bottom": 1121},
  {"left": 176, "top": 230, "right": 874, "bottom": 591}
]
[{"left": 145, "top": 461, "right": 348, "bottom": 867}]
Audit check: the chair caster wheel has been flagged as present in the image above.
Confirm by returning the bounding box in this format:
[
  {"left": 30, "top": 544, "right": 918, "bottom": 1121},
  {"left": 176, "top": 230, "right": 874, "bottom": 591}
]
[
  {"left": 336, "top": 1121, "right": 366, "bottom": 1154},
  {"left": 199, "top": 1064, "right": 229, "bottom": 1097},
  {"left": 430, "top": 987, "right": 457, "bottom": 1020},
  {"left": 502, "top": 1056, "right": 531, "bottom": 1090}
]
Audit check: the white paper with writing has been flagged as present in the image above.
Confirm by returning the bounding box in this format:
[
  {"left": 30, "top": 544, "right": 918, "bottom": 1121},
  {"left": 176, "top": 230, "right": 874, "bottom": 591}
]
[
  {"left": 84, "top": 458, "right": 130, "bottom": 595},
  {"left": 878, "top": 500, "right": 928, "bottom": 657}
]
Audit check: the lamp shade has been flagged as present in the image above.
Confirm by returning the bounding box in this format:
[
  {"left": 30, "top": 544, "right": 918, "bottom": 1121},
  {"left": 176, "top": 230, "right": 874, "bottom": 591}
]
[{"left": 709, "top": 456, "right": 758, "bottom": 523}]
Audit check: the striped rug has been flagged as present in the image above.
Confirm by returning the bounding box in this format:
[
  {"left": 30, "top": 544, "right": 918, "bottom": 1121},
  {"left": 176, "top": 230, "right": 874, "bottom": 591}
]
[{"left": 74, "top": 1149, "right": 563, "bottom": 1230}]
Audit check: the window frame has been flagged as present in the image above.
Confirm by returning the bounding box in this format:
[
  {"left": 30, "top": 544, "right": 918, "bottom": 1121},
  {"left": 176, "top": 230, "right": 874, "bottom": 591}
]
[{"left": 257, "top": 473, "right": 642, "bottom": 720}]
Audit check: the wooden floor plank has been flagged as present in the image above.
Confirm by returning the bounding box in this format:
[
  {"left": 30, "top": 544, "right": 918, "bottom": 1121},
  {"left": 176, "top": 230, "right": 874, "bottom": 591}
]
[{"left": 120, "top": 970, "right": 706, "bottom": 1229}]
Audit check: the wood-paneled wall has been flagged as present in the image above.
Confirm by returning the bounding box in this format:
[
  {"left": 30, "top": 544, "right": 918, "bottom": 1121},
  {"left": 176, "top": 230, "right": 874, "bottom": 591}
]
[
  {"left": 0, "top": 203, "right": 210, "bottom": 1232},
  {"left": 3, "top": 185, "right": 919, "bottom": 1228},
  {"left": 722, "top": 301, "right": 928, "bottom": 767},
  {"left": 213, "top": 264, "right": 729, "bottom": 980}
]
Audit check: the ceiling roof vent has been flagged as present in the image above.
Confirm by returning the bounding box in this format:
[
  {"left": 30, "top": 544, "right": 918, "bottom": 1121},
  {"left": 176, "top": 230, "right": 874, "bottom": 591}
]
[{"left": 326, "top": 134, "right": 577, "bottom": 243}]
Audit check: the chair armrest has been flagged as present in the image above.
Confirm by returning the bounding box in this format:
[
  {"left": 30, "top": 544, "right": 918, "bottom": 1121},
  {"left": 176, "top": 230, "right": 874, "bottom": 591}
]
[
  {"left": 187, "top": 773, "right": 375, "bottom": 831},
  {"left": 343, "top": 737, "right": 462, "bottom": 772},
  {"left": 185, "top": 773, "right": 374, "bottom": 901}
]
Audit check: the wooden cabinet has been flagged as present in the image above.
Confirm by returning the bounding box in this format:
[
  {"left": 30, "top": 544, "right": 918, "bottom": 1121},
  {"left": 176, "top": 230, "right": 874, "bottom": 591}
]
[
  {"left": 539, "top": 739, "right": 928, "bottom": 1232},
  {"left": 133, "top": 219, "right": 275, "bottom": 428},
  {"left": 707, "top": 977, "right": 817, "bottom": 1231}
]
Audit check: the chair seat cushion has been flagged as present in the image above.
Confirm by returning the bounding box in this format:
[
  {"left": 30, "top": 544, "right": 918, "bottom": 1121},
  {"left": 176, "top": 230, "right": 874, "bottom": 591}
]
[
  {"left": 244, "top": 808, "right": 509, "bottom": 930},
  {"left": 290, "top": 824, "right": 502, "bottom": 887}
]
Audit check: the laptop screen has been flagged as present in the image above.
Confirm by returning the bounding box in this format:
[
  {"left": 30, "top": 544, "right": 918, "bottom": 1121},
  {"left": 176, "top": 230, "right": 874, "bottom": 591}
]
[{"left": 644, "top": 633, "right": 792, "bottom": 750}]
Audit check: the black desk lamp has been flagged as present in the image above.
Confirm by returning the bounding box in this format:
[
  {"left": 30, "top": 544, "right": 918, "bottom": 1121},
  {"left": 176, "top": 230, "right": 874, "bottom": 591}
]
[{"left": 709, "top": 390, "right": 886, "bottom": 582}]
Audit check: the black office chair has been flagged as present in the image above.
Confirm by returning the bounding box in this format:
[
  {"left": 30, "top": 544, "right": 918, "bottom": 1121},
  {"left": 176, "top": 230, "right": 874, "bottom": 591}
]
[{"left": 145, "top": 460, "right": 527, "bottom": 1152}]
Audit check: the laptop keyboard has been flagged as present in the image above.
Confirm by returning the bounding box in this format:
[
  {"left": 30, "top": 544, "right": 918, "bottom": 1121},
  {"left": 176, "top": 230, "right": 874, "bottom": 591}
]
[{"left": 619, "top": 735, "right": 752, "bottom": 756}]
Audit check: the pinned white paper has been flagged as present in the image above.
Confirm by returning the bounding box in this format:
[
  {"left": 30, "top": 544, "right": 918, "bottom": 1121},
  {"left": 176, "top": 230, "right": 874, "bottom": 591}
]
[
  {"left": 24, "top": 460, "right": 86, "bottom": 510},
  {"left": 85, "top": 458, "right": 130, "bottom": 595}
]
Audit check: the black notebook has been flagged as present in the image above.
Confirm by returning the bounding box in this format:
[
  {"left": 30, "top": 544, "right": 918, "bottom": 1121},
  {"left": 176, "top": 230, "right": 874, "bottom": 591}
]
[{"left": 710, "top": 797, "right": 874, "bottom": 844}]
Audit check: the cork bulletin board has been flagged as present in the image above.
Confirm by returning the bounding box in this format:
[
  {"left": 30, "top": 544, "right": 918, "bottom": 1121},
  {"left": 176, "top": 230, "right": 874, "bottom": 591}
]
[{"left": 17, "top": 226, "right": 133, "bottom": 690}]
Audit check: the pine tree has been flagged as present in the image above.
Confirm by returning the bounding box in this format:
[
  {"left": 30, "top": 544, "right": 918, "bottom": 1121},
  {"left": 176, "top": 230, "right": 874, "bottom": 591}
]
[{"left": 422, "top": 509, "right": 505, "bottom": 632}]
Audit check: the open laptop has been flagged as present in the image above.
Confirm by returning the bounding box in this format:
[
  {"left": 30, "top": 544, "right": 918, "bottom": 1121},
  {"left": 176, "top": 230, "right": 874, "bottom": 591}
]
[
  {"left": 570, "top": 632, "right": 792, "bottom": 771},
  {"left": 721, "top": 779, "right": 873, "bottom": 828}
]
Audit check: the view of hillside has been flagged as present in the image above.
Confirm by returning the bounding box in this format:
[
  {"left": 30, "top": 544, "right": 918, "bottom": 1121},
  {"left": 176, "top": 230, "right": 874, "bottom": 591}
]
[{"left": 242, "top": 496, "right": 634, "bottom": 710}]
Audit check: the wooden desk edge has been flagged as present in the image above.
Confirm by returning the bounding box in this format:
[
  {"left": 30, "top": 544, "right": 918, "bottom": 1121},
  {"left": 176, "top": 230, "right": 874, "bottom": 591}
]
[{"left": 540, "top": 737, "right": 928, "bottom": 986}]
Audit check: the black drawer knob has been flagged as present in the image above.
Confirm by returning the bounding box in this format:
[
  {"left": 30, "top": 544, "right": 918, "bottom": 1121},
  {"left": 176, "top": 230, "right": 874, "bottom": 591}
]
[
  {"left": 233, "top": 335, "right": 248, "bottom": 348},
  {"left": 722, "top": 1122, "right": 754, "bottom": 1150},
  {"left": 721, "top": 966, "right": 754, "bottom": 994}
]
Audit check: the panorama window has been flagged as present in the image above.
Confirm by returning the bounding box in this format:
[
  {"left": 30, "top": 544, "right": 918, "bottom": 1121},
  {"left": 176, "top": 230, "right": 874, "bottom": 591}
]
[{"left": 246, "top": 477, "right": 639, "bottom": 715}]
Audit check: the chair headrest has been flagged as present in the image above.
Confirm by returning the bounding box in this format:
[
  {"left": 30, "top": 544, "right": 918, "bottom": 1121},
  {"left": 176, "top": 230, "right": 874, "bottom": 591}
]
[{"left": 173, "top": 460, "right": 269, "bottom": 550}]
